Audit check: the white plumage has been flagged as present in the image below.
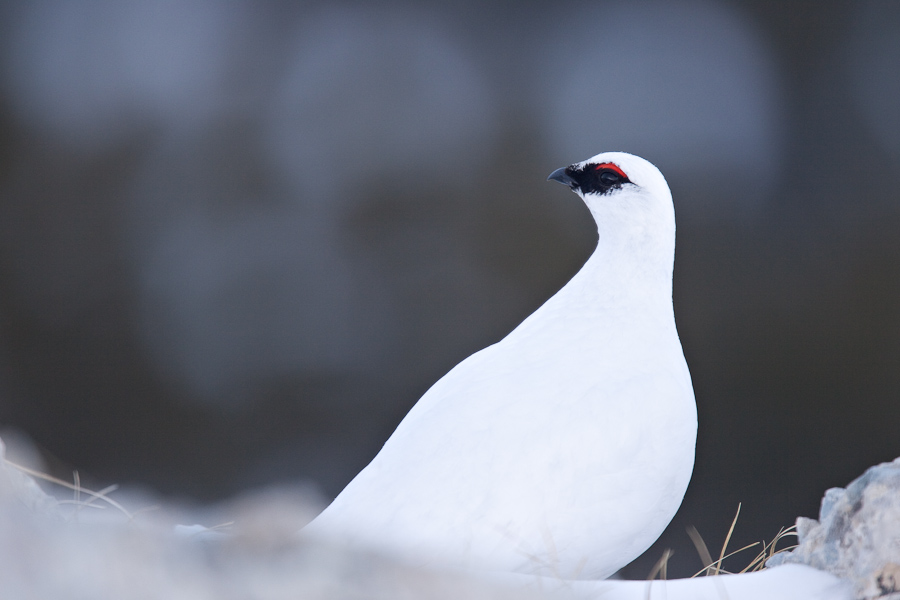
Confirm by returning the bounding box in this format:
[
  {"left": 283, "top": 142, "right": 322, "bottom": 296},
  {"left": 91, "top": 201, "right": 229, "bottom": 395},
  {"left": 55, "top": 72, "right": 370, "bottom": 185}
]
[{"left": 303, "top": 152, "right": 697, "bottom": 580}]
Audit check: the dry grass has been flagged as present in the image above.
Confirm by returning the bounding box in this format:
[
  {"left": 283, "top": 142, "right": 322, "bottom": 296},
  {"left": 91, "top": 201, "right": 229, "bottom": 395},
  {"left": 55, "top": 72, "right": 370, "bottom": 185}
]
[
  {"left": 647, "top": 502, "right": 797, "bottom": 580},
  {"left": 646, "top": 548, "right": 675, "bottom": 580},
  {"left": 3, "top": 457, "right": 142, "bottom": 520}
]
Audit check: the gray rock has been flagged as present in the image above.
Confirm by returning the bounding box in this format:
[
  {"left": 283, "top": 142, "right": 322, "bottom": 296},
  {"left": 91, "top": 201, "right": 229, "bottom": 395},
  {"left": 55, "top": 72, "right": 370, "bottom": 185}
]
[{"left": 767, "top": 457, "right": 900, "bottom": 599}]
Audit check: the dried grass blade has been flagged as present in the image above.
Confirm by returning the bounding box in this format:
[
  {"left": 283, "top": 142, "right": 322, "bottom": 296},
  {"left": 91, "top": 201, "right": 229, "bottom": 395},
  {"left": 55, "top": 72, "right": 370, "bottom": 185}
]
[
  {"left": 4, "top": 459, "right": 133, "bottom": 520},
  {"left": 713, "top": 503, "right": 741, "bottom": 576},
  {"left": 646, "top": 549, "right": 674, "bottom": 581},
  {"left": 687, "top": 525, "right": 715, "bottom": 577}
]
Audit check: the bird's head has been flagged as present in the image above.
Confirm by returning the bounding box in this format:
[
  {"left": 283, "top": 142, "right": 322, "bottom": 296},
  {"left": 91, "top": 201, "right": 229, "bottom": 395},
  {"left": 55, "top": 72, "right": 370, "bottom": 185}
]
[{"left": 548, "top": 152, "right": 676, "bottom": 275}]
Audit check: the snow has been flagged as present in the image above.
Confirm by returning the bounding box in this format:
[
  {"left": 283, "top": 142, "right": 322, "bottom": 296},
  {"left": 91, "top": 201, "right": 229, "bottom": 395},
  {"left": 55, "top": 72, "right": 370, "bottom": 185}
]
[{"left": 0, "top": 436, "right": 854, "bottom": 599}]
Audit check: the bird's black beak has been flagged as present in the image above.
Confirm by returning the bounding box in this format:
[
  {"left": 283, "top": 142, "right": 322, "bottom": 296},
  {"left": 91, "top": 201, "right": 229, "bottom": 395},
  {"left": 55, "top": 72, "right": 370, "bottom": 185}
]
[{"left": 547, "top": 167, "right": 578, "bottom": 190}]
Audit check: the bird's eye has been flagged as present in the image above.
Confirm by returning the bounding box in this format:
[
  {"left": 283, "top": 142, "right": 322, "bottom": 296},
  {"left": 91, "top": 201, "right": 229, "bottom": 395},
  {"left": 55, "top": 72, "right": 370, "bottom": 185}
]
[{"left": 598, "top": 170, "right": 621, "bottom": 186}]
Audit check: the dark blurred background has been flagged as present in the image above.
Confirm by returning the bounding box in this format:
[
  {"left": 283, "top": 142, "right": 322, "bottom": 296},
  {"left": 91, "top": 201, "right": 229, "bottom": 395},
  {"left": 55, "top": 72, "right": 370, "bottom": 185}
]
[{"left": 0, "top": 0, "right": 898, "bottom": 579}]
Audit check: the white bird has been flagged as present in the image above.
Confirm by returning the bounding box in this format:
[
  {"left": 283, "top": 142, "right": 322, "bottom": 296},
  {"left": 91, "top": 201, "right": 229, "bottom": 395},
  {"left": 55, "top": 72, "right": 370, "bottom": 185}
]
[{"left": 303, "top": 152, "right": 697, "bottom": 580}]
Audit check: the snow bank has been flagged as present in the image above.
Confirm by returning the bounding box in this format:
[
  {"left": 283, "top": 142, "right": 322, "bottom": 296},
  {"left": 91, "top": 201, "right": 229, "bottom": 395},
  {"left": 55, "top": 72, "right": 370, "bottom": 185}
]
[{"left": 0, "top": 436, "right": 856, "bottom": 599}]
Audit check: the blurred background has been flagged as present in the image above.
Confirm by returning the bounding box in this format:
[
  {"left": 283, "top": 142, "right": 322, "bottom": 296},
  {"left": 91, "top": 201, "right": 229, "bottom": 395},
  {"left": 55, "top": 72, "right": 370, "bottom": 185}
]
[{"left": 0, "top": 0, "right": 898, "bottom": 579}]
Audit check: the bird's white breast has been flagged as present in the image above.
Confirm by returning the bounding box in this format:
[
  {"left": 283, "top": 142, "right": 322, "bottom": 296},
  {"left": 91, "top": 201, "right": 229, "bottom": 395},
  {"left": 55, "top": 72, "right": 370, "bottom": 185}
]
[{"left": 306, "top": 271, "right": 696, "bottom": 579}]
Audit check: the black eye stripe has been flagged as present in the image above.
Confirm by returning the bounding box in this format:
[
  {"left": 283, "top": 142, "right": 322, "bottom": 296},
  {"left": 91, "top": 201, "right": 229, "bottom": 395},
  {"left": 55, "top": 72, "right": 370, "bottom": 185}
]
[{"left": 565, "top": 164, "right": 632, "bottom": 196}]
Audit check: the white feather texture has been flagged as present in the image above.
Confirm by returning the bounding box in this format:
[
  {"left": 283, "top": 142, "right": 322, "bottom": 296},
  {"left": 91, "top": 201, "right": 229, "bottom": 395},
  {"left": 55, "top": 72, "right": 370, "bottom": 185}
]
[{"left": 303, "top": 152, "right": 697, "bottom": 580}]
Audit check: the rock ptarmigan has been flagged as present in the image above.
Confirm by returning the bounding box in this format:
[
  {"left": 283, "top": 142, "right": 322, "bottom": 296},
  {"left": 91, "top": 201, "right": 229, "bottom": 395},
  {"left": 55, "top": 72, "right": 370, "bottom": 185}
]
[{"left": 303, "top": 152, "right": 697, "bottom": 580}]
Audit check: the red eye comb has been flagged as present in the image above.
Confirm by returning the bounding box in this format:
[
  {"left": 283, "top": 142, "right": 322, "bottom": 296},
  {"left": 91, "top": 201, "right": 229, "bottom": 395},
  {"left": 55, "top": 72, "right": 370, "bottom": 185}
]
[{"left": 594, "top": 163, "right": 628, "bottom": 179}]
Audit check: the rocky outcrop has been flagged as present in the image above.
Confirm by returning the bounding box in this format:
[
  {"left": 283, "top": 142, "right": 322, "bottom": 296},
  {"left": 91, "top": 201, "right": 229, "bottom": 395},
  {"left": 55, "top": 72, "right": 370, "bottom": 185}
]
[{"left": 767, "top": 457, "right": 900, "bottom": 599}]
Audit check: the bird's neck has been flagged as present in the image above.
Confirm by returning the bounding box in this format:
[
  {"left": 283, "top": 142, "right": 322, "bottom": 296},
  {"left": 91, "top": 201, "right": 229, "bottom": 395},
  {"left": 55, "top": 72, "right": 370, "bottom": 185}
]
[{"left": 574, "top": 230, "right": 676, "bottom": 313}]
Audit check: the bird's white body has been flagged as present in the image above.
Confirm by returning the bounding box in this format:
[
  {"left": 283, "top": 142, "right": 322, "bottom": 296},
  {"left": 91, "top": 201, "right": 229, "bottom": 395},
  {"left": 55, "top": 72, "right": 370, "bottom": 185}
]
[{"left": 303, "top": 152, "right": 697, "bottom": 580}]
